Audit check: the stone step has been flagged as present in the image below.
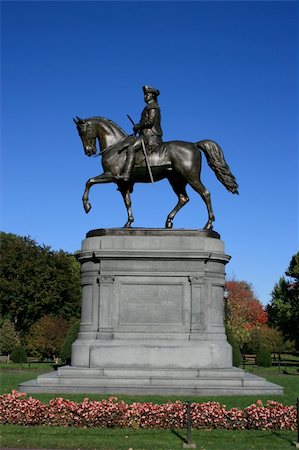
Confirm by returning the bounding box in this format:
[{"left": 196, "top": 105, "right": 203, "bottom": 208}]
[
  {"left": 57, "top": 366, "right": 245, "bottom": 380},
  {"left": 19, "top": 367, "right": 283, "bottom": 396},
  {"left": 39, "top": 376, "right": 245, "bottom": 388},
  {"left": 20, "top": 380, "right": 283, "bottom": 396}
]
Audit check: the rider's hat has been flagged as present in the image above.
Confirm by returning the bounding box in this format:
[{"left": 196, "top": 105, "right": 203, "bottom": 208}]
[{"left": 143, "top": 85, "right": 160, "bottom": 97}]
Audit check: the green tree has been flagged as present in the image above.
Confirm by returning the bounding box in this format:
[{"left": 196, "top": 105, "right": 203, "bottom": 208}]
[
  {"left": 11, "top": 346, "right": 27, "bottom": 365},
  {"left": 0, "top": 232, "right": 81, "bottom": 336},
  {"left": 26, "top": 315, "right": 69, "bottom": 360},
  {"left": 247, "top": 326, "right": 285, "bottom": 354},
  {"left": 0, "top": 319, "right": 21, "bottom": 355},
  {"left": 267, "top": 252, "right": 299, "bottom": 349}
]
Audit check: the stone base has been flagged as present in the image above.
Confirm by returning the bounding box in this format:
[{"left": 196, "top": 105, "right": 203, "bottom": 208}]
[
  {"left": 20, "top": 229, "right": 283, "bottom": 395},
  {"left": 20, "top": 366, "right": 283, "bottom": 395}
]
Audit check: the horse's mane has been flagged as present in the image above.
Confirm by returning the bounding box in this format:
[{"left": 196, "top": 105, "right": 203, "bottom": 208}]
[{"left": 85, "top": 116, "right": 127, "bottom": 137}]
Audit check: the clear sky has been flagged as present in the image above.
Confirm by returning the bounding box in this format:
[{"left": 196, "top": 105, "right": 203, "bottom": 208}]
[{"left": 1, "top": 1, "right": 298, "bottom": 305}]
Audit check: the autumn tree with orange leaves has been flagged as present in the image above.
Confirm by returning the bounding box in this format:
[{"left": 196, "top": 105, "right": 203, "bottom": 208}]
[{"left": 225, "top": 280, "right": 268, "bottom": 349}]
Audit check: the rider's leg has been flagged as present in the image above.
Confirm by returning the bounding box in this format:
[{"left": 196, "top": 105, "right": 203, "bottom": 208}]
[
  {"left": 122, "top": 147, "right": 135, "bottom": 181},
  {"left": 117, "top": 139, "right": 141, "bottom": 181}
]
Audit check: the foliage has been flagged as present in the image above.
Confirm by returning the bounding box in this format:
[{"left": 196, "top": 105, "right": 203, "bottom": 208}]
[
  {"left": 0, "top": 320, "right": 21, "bottom": 355},
  {"left": 0, "top": 391, "right": 296, "bottom": 430},
  {"left": 267, "top": 252, "right": 299, "bottom": 350},
  {"left": 10, "top": 346, "right": 27, "bottom": 364},
  {"left": 255, "top": 344, "right": 272, "bottom": 367},
  {"left": 225, "top": 280, "right": 267, "bottom": 348},
  {"left": 26, "top": 315, "right": 69, "bottom": 360},
  {"left": 247, "top": 326, "right": 285, "bottom": 354},
  {"left": 225, "top": 326, "right": 241, "bottom": 367},
  {"left": 0, "top": 232, "right": 81, "bottom": 336},
  {"left": 60, "top": 320, "right": 80, "bottom": 364}
]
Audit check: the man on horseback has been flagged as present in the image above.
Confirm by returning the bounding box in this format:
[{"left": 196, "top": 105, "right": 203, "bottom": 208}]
[{"left": 117, "top": 85, "right": 163, "bottom": 182}]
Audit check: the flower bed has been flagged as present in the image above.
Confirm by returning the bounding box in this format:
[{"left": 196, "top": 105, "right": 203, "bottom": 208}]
[{"left": 0, "top": 391, "right": 296, "bottom": 430}]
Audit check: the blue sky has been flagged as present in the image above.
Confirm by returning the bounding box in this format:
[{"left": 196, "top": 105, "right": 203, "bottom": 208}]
[{"left": 1, "top": 1, "right": 298, "bottom": 305}]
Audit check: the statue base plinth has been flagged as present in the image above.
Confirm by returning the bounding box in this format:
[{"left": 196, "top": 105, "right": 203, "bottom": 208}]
[{"left": 20, "top": 229, "right": 283, "bottom": 395}]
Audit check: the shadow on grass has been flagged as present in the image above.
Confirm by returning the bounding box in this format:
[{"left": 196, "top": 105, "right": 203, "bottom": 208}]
[
  {"left": 271, "top": 430, "right": 296, "bottom": 445},
  {"left": 171, "top": 428, "right": 188, "bottom": 444}
]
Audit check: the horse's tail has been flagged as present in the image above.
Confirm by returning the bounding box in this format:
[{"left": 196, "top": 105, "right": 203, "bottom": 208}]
[{"left": 197, "top": 140, "right": 239, "bottom": 194}]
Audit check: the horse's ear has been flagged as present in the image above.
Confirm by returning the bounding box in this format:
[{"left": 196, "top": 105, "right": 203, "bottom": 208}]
[
  {"left": 76, "top": 116, "right": 84, "bottom": 122},
  {"left": 73, "top": 117, "right": 78, "bottom": 124}
]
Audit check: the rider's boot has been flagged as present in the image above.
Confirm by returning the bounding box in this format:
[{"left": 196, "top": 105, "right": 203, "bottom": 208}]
[{"left": 116, "top": 148, "right": 135, "bottom": 181}]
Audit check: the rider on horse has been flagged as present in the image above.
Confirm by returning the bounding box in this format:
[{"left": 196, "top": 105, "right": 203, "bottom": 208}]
[{"left": 117, "top": 85, "right": 163, "bottom": 182}]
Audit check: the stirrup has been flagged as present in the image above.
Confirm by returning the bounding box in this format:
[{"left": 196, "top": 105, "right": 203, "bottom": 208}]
[{"left": 115, "top": 174, "right": 130, "bottom": 182}]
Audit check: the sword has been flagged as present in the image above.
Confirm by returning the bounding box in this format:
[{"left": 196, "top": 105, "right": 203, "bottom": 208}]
[{"left": 127, "top": 114, "right": 154, "bottom": 183}]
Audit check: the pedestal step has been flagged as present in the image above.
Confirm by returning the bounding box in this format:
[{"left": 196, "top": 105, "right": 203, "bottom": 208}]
[{"left": 19, "top": 366, "right": 283, "bottom": 395}]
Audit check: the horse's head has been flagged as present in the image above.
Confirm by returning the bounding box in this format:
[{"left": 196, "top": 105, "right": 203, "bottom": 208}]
[{"left": 74, "top": 117, "right": 97, "bottom": 157}]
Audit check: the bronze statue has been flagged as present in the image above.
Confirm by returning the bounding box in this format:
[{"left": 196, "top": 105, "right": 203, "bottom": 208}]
[{"left": 74, "top": 86, "right": 238, "bottom": 230}]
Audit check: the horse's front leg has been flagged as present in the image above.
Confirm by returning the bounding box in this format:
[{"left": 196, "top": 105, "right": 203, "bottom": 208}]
[
  {"left": 119, "top": 185, "right": 134, "bottom": 228},
  {"left": 82, "top": 172, "right": 115, "bottom": 213}
]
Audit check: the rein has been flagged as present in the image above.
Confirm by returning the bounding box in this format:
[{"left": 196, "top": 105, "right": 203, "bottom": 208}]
[
  {"left": 92, "top": 134, "right": 135, "bottom": 158},
  {"left": 92, "top": 146, "right": 109, "bottom": 158}
]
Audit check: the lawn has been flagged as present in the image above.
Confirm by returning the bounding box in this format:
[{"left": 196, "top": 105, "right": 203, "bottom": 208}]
[
  {"left": 0, "top": 425, "right": 297, "bottom": 449},
  {"left": 0, "top": 365, "right": 298, "bottom": 449}
]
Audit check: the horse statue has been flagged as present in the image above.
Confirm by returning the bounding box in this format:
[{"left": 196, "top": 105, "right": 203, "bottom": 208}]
[{"left": 74, "top": 116, "right": 238, "bottom": 229}]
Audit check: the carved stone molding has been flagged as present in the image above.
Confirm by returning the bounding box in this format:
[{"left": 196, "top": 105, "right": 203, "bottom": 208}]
[{"left": 97, "top": 275, "right": 115, "bottom": 284}]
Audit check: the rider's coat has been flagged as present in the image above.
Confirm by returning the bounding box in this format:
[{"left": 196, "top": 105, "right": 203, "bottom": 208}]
[{"left": 139, "top": 102, "right": 163, "bottom": 151}]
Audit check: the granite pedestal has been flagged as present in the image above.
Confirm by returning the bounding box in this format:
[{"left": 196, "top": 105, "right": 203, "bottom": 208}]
[{"left": 20, "top": 229, "right": 283, "bottom": 395}]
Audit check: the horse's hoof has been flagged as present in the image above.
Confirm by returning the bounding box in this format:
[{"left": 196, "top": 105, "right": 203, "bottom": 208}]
[
  {"left": 165, "top": 220, "right": 173, "bottom": 229},
  {"left": 84, "top": 202, "right": 92, "bottom": 214},
  {"left": 124, "top": 219, "right": 133, "bottom": 228}
]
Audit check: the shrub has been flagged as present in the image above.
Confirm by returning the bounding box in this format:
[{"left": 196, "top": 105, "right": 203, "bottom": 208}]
[
  {"left": 60, "top": 320, "right": 80, "bottom": 364},
  {"left": 10, "top": 346, "right": 27, "bottom": 364},
  {"left": 0, "top": 392, "right": 296, "bottom": 430},
  {"left": 255, "top": 344, "right": 272, "bottom": 367},
  {"left": 226, "top": 326, "right": 242, "bottom": 367}
]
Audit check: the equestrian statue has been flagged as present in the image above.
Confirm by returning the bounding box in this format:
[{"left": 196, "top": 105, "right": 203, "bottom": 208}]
[{"left": 74, "top": 86, "right": 238, "bottom": 230}]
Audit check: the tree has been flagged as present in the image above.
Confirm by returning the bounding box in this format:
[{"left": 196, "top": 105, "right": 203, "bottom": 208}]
[
  {"left": 0, "top": 320, "right": 21, "bottom": 355},
  {"left": 267, "top": 252, "right": 299, "bottom": 349},
  {"left": 225, "top": 280, "right": 268, "bottom": 349},
  {"left": 0, "top": 232, "right": 81, "bottom": 336},
  {"left": 11, "top": 346, "right": 27, "bottom": 365},
  {"left": 26, "top": 315, "right": 70, "bottom": 360},
  {"left": 247, "top": 325, "right": 285, "bottom": 354}
]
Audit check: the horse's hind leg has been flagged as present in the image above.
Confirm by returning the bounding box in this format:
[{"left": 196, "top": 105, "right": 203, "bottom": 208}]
[
  {"left": 119, "top": 186, "right": 134, "bottom": 228},
  {"left": 188, "top": 178, "right": 215, "bottom": 230},
  {"left": 165, "top": 177, "right": 189, "bottom": 228}
]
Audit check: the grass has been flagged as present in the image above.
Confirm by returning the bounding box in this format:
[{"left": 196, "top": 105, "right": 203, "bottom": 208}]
[
  {"left": 0, "top": 425, "right": 297, "bottom": 449},
  {"left": 0, "top": 366, "right": 298, "bottom": 449},
  {"left": 0, "top": 361, "right": 53, "bottom": 370},
  {"left": 0, "top": 366, "right": 53, "bottom": 394}
]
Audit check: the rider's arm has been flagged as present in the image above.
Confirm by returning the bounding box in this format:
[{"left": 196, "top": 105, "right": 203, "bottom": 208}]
[{"left": 134, "top": 108, "right": 156, "bottom": 131}]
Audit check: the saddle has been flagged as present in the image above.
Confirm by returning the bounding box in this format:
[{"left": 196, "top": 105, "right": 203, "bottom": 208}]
[{"left": 135, "top": 142, "right": 170, "bottom": 168}]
